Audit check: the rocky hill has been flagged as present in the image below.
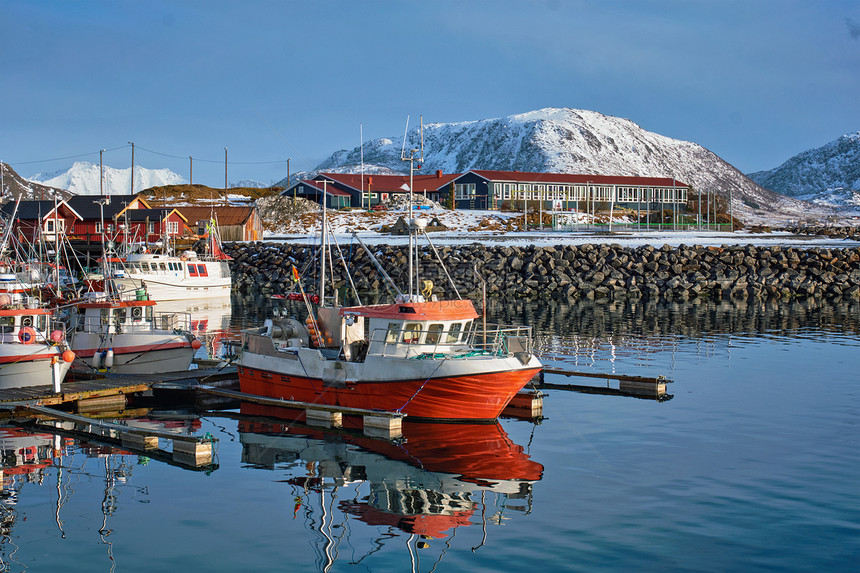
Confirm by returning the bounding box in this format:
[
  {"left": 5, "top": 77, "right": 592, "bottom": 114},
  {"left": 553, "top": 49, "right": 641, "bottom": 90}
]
[
  {"left": 747, "top": 131, "right": 860, "bottom": 208},
  {"left": 0, "top": 162, "right": 69, "bottom": 201}
]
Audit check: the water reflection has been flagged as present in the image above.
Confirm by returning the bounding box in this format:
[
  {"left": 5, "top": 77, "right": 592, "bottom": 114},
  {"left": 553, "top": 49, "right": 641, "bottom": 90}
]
[{"left": 236, "top": 404, "right": 542, "bottom": 568}]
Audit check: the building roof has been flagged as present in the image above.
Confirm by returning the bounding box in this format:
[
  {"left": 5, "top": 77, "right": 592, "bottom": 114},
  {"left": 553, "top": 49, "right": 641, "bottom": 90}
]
[
  {"left": 300, "top": 180, "right": 352, "bottom": 197},
  {"left": 316, "top": 172, "right": 461, "bottom": 193},
  {"left": 123, "top": 208, "right": 184, "bottom": 222},
  {"left": 65, "top": 194, "right": 145, "bottom": 219},
  {"left": 468, "top": 170, "right": 688, "bottom": 188},
  {"left": 176, "top": 206, "right": 256, "bottom": 226},
  {"left": 1, "top": 200, "right": 83, "bottom": 221}
]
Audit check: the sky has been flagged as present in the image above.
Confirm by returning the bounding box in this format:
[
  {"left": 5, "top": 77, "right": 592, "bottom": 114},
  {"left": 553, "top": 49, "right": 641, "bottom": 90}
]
[{"left": 1, "top": 0, "right": 858, "bottom": 188}]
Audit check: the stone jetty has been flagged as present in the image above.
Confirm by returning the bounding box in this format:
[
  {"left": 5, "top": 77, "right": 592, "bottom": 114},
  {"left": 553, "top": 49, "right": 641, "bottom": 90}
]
[{"left": 224, "top": 242, "right": 860, "bottom": 301}]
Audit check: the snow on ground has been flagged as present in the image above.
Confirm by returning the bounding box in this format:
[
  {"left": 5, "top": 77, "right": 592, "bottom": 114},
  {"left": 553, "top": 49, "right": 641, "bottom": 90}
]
[{"left": 264, "top": 207, "right": 860, "bottom": 249}]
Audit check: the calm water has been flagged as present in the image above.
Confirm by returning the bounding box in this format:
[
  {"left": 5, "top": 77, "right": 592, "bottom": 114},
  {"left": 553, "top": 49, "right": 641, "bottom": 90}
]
[{"left": 0, "top": 296, "right": 857, "bottom": 572}]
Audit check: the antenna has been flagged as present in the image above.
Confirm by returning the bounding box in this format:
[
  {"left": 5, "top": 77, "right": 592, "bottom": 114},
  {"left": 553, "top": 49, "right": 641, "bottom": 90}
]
[{"left": 400, "top": 115, "right": 410, "bottom": 161}]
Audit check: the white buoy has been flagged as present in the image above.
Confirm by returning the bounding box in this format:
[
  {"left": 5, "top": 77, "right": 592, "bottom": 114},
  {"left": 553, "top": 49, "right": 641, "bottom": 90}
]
[
  {"left": 91, "top": 351, "right": 102, "bottom": 369},
  {"left": 104, "top": 349, "right": 114, "bottom": 368}
]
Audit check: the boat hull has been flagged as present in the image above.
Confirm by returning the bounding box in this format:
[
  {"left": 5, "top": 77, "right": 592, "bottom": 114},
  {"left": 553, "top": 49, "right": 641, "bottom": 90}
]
[
  {"left": 238, "top": 355, "right": 541, "bottom": 421},
  {"left": 0, "top": 344, "right": 70, "bottom": 389},
  {"left": 70, "top": 332, "right": 194, "bottom": 375},
  {"left": 114, "top": 277, "right": 231, "bottom": 301}
]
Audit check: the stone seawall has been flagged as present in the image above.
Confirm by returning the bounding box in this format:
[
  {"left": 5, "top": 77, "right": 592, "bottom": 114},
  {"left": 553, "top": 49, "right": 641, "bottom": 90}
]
[{"left": 225, "top": 242, "right": 860, "bottom": 301}]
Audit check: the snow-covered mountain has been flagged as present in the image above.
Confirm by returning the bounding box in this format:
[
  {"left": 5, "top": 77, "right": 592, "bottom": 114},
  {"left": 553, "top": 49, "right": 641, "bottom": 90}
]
[
  {"left": 230, "top": 179, "right": 269, "bottom": 189},
  {"left": 29, "top": 161, "right": 186, "bottom": 196},
  {"left": 747, "top": 132, "right": 860, "bottom": 208},
  {"left": 282, "top": 108, "right": 838, "bottom": 224}
]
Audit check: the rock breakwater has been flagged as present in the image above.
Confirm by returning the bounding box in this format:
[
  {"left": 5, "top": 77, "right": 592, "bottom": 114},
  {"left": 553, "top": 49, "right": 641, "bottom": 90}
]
[{"left": 225, "top": 242, "right": 860, "bottom": 301}]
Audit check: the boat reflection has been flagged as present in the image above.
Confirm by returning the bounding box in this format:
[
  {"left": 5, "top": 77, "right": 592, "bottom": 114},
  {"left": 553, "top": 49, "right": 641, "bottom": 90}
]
[
  {"left": 155, "top": 296, "right": 234, "bottom": 359},
  {"left": 239, "top": 404, "right": 543, "bottom": 546}
]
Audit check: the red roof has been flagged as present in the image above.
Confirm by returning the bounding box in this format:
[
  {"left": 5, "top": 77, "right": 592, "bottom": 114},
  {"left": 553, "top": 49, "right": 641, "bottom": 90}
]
[
  {"left": 317, "top": 172, "right": 461, "bottom": 193},
  {"left": 469, "top": 170, "right": 688, "bottom": 187},
  {"left": 302, "top": 180, "right": 352, "bottom": 196}
]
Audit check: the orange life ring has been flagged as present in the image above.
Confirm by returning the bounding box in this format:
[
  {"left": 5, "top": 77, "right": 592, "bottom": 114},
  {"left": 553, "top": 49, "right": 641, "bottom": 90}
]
[{"left": 18, "top": 326, "right": 36, "bottom": 344}]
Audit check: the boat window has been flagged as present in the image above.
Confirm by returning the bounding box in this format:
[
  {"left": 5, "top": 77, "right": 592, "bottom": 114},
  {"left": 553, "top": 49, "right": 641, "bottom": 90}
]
[
  {"left": 197, "top": 264, "right": 208, "bottom": 277},
  {"left": 426, "top": 323, "right": 443, "bottom": 345},
  {"left": 146, "top": 306, "right": 154, "bottom": 321},
  {"left": 403, "top": 323, "right": 422, "bottom": 344},
  {"left": 159, "top": 263, "right": 167, "bottom": 271},
  {"left": 114, "top": 308, "right": 127, "bottom": 323},
  {"left": 37, "top": 315, "right": 47, "bottom": 331},
  {"left": 385, "top": 322, "right": 400, "bottom": 343},
  {"left": 446, "top": 322, "right": 462, "bottom": 343},
  {"left": 0, "top": 316, "right": 13, "bottom": 333},
  {"left": 140, "top": 263, "right": 149, "bottom": 272},
  {"left": 463, "top": 321, "right": 473, "bottom": 337},
  {"left": 189, "top": 265, "right": 199, "bottom": 277}
]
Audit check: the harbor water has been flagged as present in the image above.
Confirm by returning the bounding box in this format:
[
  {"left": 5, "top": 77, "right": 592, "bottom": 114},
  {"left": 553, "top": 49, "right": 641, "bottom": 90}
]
[{"left": 0, "top": 295, "right": 857, "bottom": 572}]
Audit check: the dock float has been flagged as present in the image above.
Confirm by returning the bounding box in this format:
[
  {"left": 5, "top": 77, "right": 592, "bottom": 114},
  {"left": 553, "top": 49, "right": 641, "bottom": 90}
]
[
  {"left": 1, "top": 403, "right": 217, "bottom": 470},
  {"left": 538, "top": 367, "right": 674, "bottom": 401},
  {"left": 164, "top": 384, "right": 406, "bottom": 440}
]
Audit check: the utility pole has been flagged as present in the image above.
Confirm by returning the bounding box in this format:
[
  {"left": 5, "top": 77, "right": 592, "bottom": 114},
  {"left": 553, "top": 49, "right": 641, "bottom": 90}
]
[
  {"left": 99, "top": 149, "right": 104, "bottom": 197},
  {"left": 224, "top": 148, "right": 228, "bottom": 207},
  {"left": 189, "top": 156, "right": 193, "bottom": 186}
]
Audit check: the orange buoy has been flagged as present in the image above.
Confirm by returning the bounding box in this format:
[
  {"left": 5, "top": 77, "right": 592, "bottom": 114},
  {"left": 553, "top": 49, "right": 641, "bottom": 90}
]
[
  {"left": 191, "top": 338, "right": 202, "bottom": 350},
  {"left": 18, "top": 327, "right": 36, "bottom": 344},
  {"left": 62, "top": 350, "right": 75, "bottom": 363}
]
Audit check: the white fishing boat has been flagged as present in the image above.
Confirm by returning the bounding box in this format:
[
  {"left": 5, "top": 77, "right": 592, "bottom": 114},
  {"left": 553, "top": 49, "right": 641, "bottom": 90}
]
[
  {"left": 68, "top": 290, "right": 201, "bottom": 375},
  {"left": 237, "top": 123, "right": 542, "bottom": 421},
  {"left": 0, "top": 296, "right": 74, "bottom": 390},
  {"left": 113, "top": 222, "right": 232, "bottom": 301}
]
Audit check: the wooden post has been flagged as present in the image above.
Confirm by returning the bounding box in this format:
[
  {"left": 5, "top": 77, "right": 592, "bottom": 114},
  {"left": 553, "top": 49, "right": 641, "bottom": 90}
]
[{"left": 363, "top": 415, "right": 403, "bottom": 439}]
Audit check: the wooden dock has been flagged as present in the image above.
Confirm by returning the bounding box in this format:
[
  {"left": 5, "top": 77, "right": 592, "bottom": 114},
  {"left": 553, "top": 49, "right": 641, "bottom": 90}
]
[{"left": 538, "top": 366, "right": 674, "bottom": 401}]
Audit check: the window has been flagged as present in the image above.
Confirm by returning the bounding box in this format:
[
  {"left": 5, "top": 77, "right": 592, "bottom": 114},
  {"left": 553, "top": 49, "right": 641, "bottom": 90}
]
[
  {"left": 197, "top": 264, "right": 208, "bottom": 277},
  {"left": 189, "top": 265, "right": 198, "bottom": 277},
  {"left": 148, "top": 222, "right": 155, "bottom": 234},
  {"left": 95, "top": 222, "right": 103, "bottom": 233},
  {"left": 159, "top": 263, "right": 167, "bottom": 271},
  {"left": 454, "top": 183, "right": 475, "bottom": 200},
  {"left": 426, "top": 324, "right": 443, "bottom": 345},
  {"left": 446, "top": 322, "right": 462, "bottom": 343},
  {"left": 168, "top": 221, "right": 179, "bottom": 235},
  {"left": 385, "top": 322, "right": 400, "bottom": 343},
  {"left": 403, "top": 323, "right": 421, "bottom": 344}
]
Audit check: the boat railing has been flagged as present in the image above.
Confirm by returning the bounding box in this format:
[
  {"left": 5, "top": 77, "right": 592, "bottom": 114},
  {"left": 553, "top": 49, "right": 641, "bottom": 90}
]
[
  {"left": 74, "top": 309, "right": 193, "bottom": 334},
  {"left": 367, "top": 323, "right": 533, "bottom": 359}
]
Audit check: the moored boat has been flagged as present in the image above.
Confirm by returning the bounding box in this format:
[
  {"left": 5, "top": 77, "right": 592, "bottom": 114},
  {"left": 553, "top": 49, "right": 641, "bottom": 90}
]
[
  {"left": 68, "top": 291, "right": 201, "bottom": 375},
  {"left": 0, "top": 298, "right": 74, "bottom": 389}
]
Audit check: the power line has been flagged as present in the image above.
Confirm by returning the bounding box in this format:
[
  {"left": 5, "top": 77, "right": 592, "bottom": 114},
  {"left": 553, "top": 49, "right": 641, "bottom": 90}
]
[{"left": 8, "top": 144, "right": 289, "bottom": 168}]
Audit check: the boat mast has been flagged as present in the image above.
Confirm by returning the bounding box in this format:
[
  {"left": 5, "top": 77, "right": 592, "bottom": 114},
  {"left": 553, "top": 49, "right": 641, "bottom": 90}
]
[
  {"left": 400, "top": 115, "right": 424, "bottom": 300},
  {"left": 319, "top": 179, "right": 328, "bottom": 306}
]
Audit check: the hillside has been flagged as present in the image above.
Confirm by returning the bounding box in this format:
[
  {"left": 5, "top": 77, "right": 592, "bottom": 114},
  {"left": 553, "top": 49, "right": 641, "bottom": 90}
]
[{"left": 0, "top": 162, "right": 70, "bottom": 201}]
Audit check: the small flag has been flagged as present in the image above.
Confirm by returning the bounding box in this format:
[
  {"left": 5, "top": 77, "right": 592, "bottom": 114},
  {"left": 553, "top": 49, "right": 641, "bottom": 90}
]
[{"left": 292, "top": 266, "right": 300, "bottom": 282}]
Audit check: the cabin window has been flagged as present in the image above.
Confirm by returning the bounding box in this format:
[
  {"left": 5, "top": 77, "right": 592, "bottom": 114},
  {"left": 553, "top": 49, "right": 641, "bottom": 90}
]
[
  {"left": 197, "top": 264, "right": 208, "bottom": 277},
  {"left": 385, "top": 322, "right": 400, "bottom": 343},
  {"left": 0, "top": 316, "right": 13, "bottom": 333},
  {"left": 37, "top": 315, "right": 47, "bottom": 331},
  {"left": 159, "top": 263, "right": 167, "bottom": 271},
  {"left": 426, "top": 324, "right": 443, "bottom": 345},
  {"left": 403, "top": 323, "right": 422, "bottom": 344},
  {"left": 114, "top": 309, "right": 127, "bottom": 323},
  {"left": 189, "top": 265, "right": 199, "bottom": 277},
  {"left": 446, "top": 322, "right": 462, "bottom": 343},
  {"left": 139, "top": 263, "right": 149, "bottom": 272},
  {"left": 146, "top": 306, "right": 154, "bottom": 321},
  {"left": 463, "top": 320, "right": 473, "bottom": 337}
]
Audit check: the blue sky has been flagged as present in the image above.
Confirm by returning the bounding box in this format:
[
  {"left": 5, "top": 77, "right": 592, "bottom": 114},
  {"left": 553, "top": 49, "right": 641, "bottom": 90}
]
[{"left": 2, "top": 0, "right": 858, "bottom": 187}]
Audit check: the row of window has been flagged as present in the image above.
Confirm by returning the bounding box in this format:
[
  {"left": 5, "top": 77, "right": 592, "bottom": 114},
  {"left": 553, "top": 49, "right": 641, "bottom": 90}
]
[
  {"left": 43, "top": 221, "right": 181, "bottom": 235},
  {"left": 126, "top": 262, "right": 209, "bottom": 277},
  {"left": 489, "top": 183, "right": 688, "bottom": 203},
  {"left": 384, "top": 320, "right": 473, "bottom": 345}
]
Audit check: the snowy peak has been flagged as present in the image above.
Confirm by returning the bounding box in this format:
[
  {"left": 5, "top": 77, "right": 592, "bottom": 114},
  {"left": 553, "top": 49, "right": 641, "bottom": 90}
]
[
  {"left": 747, "top": 131, "right": 860, "bottom": 206},
  {"left": 29, "top": 161, "right": 186, "bottom": 195}
]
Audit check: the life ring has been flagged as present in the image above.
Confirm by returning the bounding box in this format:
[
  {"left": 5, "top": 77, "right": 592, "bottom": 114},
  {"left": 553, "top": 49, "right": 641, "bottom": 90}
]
[
  {"left": 18, "top": 326, "right": 36, "bottom": 344},
  {"left": 132, "top": 307, "right": 143, "bottom": 318}
]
